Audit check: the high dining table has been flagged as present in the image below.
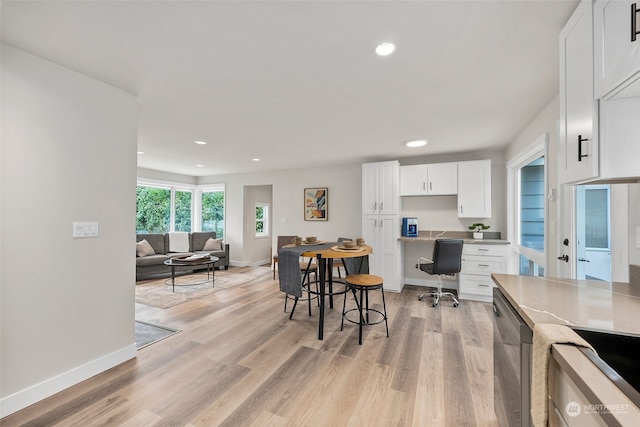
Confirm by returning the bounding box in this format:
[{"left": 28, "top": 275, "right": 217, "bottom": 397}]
[{"left": 278, "top": 242, "right": 372, "bottom": 340}]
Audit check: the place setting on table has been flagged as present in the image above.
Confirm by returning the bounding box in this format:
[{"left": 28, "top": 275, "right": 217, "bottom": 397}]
[{"left": 278, "top": 236, "right": 372, "bottom": 340}]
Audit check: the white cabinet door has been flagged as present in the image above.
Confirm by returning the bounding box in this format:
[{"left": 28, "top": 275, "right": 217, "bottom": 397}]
[
  {"left": 379, "top": 215, "right": 401, "bottom": 291},
  {"left": 378, "top": 161, "right": 400, "bottom": 215},
  {"left": 427, "top": 162, "right": 458, "bottom": 195},
  {"left": 400, "top": 164, "right": 428, "bottom": 196},
  {"left": 599, "top": 97, "right": 640, "bottom": 179},
  {"left": 594, "top": 0, "right": 640, "bottom": 99},
  {"left": 362, "top": 161, "right": 399, "bottom": 214},
  {"left": 362, "top": 163, "right": 379, "bottom": 214},
  {"left": 457, "top": 160, "right": 491, "bottom": 218},
  {"left": 559, "top": 0, "right": 599, "bottom": 184}
]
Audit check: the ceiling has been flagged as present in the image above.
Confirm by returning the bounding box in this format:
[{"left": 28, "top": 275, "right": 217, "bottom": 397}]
[{"left": 1, "top": 0, "right": 579, "bottom": 177}]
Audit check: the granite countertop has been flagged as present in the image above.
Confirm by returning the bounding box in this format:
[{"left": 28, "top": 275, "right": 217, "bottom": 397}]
[
  {"left": 491, "top": 273, "right": 640, "bottom": 336},
  {"left": 399, "top": 230, "right": 510, "bottom": 245}
]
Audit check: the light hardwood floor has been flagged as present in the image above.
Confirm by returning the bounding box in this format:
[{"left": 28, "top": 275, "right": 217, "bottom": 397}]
[{"left": 1, "top": 268, "right": 499, "bottom": 426}]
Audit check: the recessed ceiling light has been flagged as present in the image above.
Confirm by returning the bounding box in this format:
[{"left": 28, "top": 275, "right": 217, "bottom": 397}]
[
  {"left": 406, "top": 140, "right": 427, "bottom": 148},
  {"left": 194, "top": 140, "right": 207, "bottom": 145},
  {"left": 196, "top": 164, "right": 204, "bottom": 167},
  {"left": 252, "top": 158, "right": 260, "bottom": 162},
  {"left": 376, "top": 42, "right": 395, "bottom": 56},
  {"left": 137, "top": 151, "right": 145, "bottom": 155}
]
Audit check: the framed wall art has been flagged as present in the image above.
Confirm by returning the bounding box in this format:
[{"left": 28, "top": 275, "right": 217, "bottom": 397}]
[{"left": 304, "top": 187, "right": 328, "bottom": 221}]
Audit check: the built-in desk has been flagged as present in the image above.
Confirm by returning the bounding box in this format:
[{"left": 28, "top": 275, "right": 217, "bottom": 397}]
[{"left": 401, "top": 231, "right": 509, "bottom": 302}]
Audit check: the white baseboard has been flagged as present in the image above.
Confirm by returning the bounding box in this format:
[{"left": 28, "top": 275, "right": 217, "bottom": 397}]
[
  {"left": 229, "top": 259, "right": 271, "bottom": 267},
  {"left": 0, "top": 344, "right": 137, "bottom": 418}
]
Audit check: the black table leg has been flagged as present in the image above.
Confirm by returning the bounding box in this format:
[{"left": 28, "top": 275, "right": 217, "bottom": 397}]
[
  {"left": 318, "top": 255, "right": 326, "bottom": 340},
  {"left": 171, "top": 265, "right": 176, "bottom": 292}
]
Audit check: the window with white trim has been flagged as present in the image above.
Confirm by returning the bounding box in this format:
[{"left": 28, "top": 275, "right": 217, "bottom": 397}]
[{"left": 255, "top": 202, "right": 269, "bottom": 238}]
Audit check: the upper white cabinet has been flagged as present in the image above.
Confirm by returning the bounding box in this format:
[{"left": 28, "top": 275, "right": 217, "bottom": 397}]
[
  {"left": 559, "top": 0, "right": 600, "bottom": 184},
  {"left": 362, "top": 161, "right": 400, "bottom": 215},
  {"left": 594, "top": 0, "right": 640, "bottom": 99},
  {"left": 457, "top": 160, "right": 491, "bottom": 218},
  {"left": 400, "top": 162, "right": 457, "bottom": 196}
]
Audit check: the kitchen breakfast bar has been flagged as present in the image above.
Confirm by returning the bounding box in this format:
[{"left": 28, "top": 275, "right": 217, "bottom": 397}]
[{"left": 491, "top": 273, "right": 640, "bottom": 426}]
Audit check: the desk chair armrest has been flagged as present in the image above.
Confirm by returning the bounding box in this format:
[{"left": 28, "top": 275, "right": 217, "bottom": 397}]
[{"left": 415, "top": 257, "right": 433, "bottom": 268}]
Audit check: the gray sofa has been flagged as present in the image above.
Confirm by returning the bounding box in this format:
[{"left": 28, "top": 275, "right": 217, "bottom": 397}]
[{"left": 136, "top": 231, "right": 230, "bottom": 280}]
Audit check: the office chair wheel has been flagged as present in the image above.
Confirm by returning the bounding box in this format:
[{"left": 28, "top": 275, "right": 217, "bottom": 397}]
[
  {"left": 431, "top": 302, "right": 437, "bottom": 307},
  {"left": 418, "top": 295, "right": 423, "bottom": 301},
  {"left": 453, "top": 302, "right": 459, "bottom": 307}
]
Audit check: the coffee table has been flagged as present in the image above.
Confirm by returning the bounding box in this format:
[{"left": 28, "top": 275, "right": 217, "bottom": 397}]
[{"left": 163, "top": 256, "right": 219, "bottom": 292}]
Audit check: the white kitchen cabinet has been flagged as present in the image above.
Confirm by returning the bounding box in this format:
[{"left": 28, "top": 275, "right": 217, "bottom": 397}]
[
  {"left": 362, "top": 161, "right": 402, "bottom": 292},
  {"left": 559, "top": 0, "right": 600, "bottom": 184},
  {"left": 599, "top": 97, "right": 640, "bottom": 180},
  {"left": 457, "top": 160, "right": 491, "bottom": 218},
  {"left": 362, "top": 161, "right": 400, "bottom": 215},
  {"left": 459, "top": 243, "right": 508, "bottom": 302},
  {"left": 400, "top": 162, "right": 457, "bottom": 196},
  {"left": 594, "top": 0, "right": 640, "bottom": 99},
  {"left": 362, "top": 214, "right": 402, "bottom": 292}
]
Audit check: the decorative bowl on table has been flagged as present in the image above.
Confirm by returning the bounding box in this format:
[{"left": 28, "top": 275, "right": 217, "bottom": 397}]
[
  {"left": 305, "top": 236, "right": 317, "bottom": 243},
  {"left": 342, "top": 240, "right": 356, "bottom": 249}
]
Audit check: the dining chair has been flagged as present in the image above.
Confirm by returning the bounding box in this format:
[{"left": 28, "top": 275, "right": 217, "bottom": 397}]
[
  {"left": 416, "top": 239, "right": 464, "bottom": 307},
  {"left": 273, "top": 235, "right": 296, "bottom": 280}
]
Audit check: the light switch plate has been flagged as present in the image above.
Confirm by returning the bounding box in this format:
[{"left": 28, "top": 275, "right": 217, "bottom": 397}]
[{"left": 73, "top": 222, "right": 99, "bottom": 238}]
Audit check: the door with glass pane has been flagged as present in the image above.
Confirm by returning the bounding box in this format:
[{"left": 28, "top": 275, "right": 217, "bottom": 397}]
[{"left": 575, "top": 185, "right": 611, "bottom": 281}]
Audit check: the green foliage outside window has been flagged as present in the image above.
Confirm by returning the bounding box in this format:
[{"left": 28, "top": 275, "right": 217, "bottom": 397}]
[
  {"left": 136, "top": 186, "right": 170, "bottom": 233},
  {"left": 175, "top": 190, "right": 192, "bottom": 232},
  {"left": 256, "top": 205, "right": 265, "bottom": 234},
  {"left": 202, "top": 191, "right": 225, "bottom": 238}
]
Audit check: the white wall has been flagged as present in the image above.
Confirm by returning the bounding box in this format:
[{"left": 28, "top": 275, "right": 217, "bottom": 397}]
[
  {"left": 1, "top": 45, "right": 138, "bottom": 416},
  {"left": 629, "top": 183, "right": 640, "bottom": 266},
  {"left": 198, "top": 164, "right": 362, "bottom": 264}
]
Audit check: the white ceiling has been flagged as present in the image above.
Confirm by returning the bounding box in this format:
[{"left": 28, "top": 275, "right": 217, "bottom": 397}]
[{"left": 1, "top": 0, "right": 579, "bottom": 177}]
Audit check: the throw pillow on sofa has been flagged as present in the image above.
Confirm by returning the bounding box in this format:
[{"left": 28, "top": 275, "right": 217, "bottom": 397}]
[
  {"left": 203, "top": 237, "right": 223, "bottom": 251},
  {"left": 136, "top": 239, "right": 155, "bottom": 257}
]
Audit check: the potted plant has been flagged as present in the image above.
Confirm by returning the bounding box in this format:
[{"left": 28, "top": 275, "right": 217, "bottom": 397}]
[{"left": 468, "top": 223, "right": 490, "bottom": 239}]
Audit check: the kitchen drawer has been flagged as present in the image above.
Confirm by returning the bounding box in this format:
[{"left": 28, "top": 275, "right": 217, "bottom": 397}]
[
  {"left": 461, "top": 255, "right": 507, "bottom": 276},
  {"left": 459, "top": 274, "right": 495, "bottom": 296},
  {"left": 463, "top": 244, "right": 508, "bottom": 257}
]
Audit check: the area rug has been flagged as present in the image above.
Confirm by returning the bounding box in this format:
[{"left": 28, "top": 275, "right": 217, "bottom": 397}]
[
  {"left": 135, "top": 266, "right": 272, "bottom": 309},
  {"left": 135, "top": 320, "right": 180, "bottom": 349}
]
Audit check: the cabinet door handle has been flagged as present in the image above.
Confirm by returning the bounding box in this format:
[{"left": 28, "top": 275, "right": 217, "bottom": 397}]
[
  {"left": 478, "top": 248, "right": 490, "bottom": 251},
  {"left": 429, "top": 181, "right": 432, "bottom": 191},
  {"left": 380, "top": 202, "right": 384, "bottom": 211},
  {"left": 422, "top": 182, "right": 426, "bottom": 191},
  {"left": 633, "top": 3, "right": 640, "bottom": 42},
  {"left": 380, "top": 219, "right": 383, "bottom": 228},
  {"left": 478, "top": 264, "right": 490, "bottom": 267},
  {"left": 578, "top": 134, "right": 589, "bottom": 162},
  {"left": 478, "top": 284, "right": 490, "bottom": 287},
  {"left": 460, "top": 205, "right": 464, "bottom": 214},
  {"left": 373, "top": 202, "right": 377, "bottom": 212}
]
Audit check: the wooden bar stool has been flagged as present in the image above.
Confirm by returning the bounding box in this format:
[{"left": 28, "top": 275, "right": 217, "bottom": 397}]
[{"left": 341, "top": 274, "right": 389, "bottom": 345}]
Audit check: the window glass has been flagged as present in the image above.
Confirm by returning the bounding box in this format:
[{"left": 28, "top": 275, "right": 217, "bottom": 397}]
[
  {"left": 202, "top": 190, "right": 225, "bottom": 238},
  {"left": 519, "top": 157, "right": 545, "bottom": 251},
  {"left": 175, "top": 190, "right": 192, "bottom": 232},
  {"left": 255, "top": 203, "right": 269, "bottom": 237},
  {"left": 585, "top": 188, "right": 609, "bottom": 249},
  {"left": 519, "top": 254, "right": 545, "bottom": 277},
  {"left": 136, "top": 186, "right": 170, "bottom": 233}
]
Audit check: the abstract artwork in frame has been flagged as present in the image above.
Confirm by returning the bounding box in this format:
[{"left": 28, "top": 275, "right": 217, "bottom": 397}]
[{"left": 304, "top": 187, "right": 328, "bottom": 221}]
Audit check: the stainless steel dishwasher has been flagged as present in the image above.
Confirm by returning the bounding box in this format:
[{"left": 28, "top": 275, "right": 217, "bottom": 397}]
[{"left": 493, "top": 287, "right": 533, "bottom": 427}]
